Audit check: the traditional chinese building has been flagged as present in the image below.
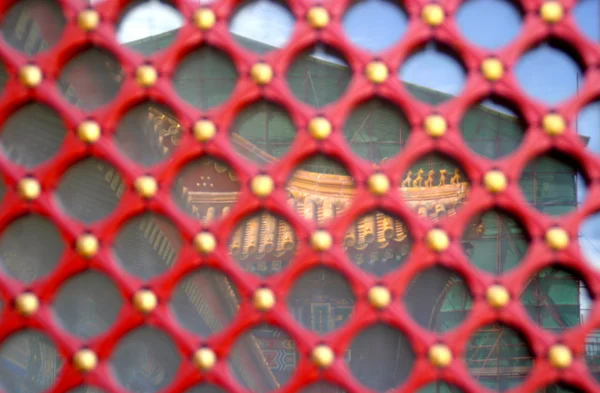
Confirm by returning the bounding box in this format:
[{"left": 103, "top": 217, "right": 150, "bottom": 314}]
[{"left": 0, "top": 3, "right": 592, "bottom": 393}]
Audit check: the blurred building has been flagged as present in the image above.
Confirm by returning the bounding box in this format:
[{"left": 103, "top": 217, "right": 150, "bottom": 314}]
[{"left": 0, "top": 3, "right": 592, "bottom": 393}]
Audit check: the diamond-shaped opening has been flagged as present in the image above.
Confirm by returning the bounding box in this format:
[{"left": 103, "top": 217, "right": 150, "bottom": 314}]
[
  {"left": 1, "top": 0, "right": 66, "bottom": 55},
  {"left": 461, "top": 97, "right": 526, "bottom": 159},
  {"left": 347, "top": 323, "right": 414, "bottom": 392},
  {"left": 229, "top": 324, "right": 298, "bottom": 393},
  {"left": 466, "top": 324, "right": 532, "bottom": 392},
  {"left": 405, "top": 266, "right": 472, "bottom": 332},
  {"left": 577, "top": 99, "right": 600, "bottom": 155},
  {"left": 229, "top": 210, "right": 296, "bottom": 276},
  {"left": 346, "top": 210, "right": 411, "bottom": 276},
  {"left": 415, "top": 382, "right": 464, "bottom": 393},
  {"left": 171, "top": 268, "right": 240, "bottom": 335},
  {"left": 456, "top": 0, "right": 522, "bottom": 49},
  {"left": 519, "top": 151, "right": 586, "bottom": 216},
  {"left": 580, "top": 210, "right": 600, "bottom": 270},
  {"left": 521, "top": 265, "right": 591, "bottom": 332},
  {"left": 401, "top": 153, "right": 470, "bottom": 216},
  {"left": 515, "top": 41, "right": 583, "bottom": 105},
  {"left": 0, "top": 330, "right": 63, "bottom": 393},
  {"left": 113, "top": 213, "right": 182, "bottom": 280},
  {"left": 463, "top": 209, "right": 529, "bottom": 274},
  {"left": 288, "top": 154, "right": 355, "bottom": 225},
  {"left": 183, "top": 385, "right": 225, "bottom": 393},
  {"left": 173, "top": 47, "right": 237, "bottom": 109},
  {"left": 0, "top": 215, "right": 64, "bottom": 283},
  {"left": 399, "top": 42, "right": 466, "bottom": 105},
  {"left": 342, "top": 0, "right": 408, "bottom": 52},
  {"left": 574, "top": 0, "right": 600, "bottom": 43},
  {"left": 111, "top": 327, "right": 180, "bottom": 393},
  {"left": 288, "top": 267, "right": 355, "bottom": 333},
  {"left": 231, "top": 101, "right": 296, "bottom": 166},
  {"left": 287, "top": 44, "right": 352, "bottom": 108},
  {"left": 114, "top": 101, "right": 178, "bottom": 166},
  {"left": 229, "top": 0, "right": 294, "bottom": 53},
  {"left": 55, "top": 158, "right": 124, "bottom": 223},
  {"left": 58, "top": 48, "right": 123, "bottom": 110},
  {"left": 54, "top": 270, "right": 123, "bottom": 338},
  {"left": 0, "top": 103, "right": 66, "bottom": 168},
  {"left": 343, "top": 99, "right": 410, "bottom": 163},
  {"left": 117, "top": 0, "right": 183, "bottom": 55},
  {"left": 586, "top": 329, "right": 600, "bottom": 382},
  {"left": 172, "top": 156, "right": 240, "bottom": 220}
]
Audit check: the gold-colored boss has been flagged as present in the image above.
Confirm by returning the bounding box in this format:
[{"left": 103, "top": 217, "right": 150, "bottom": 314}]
[{"left": 253, "top": 287, "right": 275, "bottom": 311}]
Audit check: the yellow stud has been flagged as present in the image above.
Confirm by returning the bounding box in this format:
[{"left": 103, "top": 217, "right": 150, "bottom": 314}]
[
  {"left": 194, "top": 232, "right": 216, "bottom": 254},
  {"left": 486, "top": 285, "right": 510, "bottom": 308},
  {"left": 308, "top": 117, "right": 331, "bottom": 140},
  {"left": 368, "top": 285, "right": 391, "bottom": 309},
  {"left": 76, "top": 234, "right": 99, "bottom": 259},
  {"left": 540, "top": 1, "right": 564, "bottom": 23},
  {"left": 481, "top": 58, "right": 504, "bottom": 81},
  {"left": 428, "top": 344, "right": 452, "bottom": 367},
  {"left": 312, "top": 345, "right": 334, "bottom": 368},
  {"left": 77, "top": 120, "right": 101, "bottom": 143},
  {"left": 366, "top": 61, "right": 388, "bottom": 84},
  {"left": 484, "top": 170, "right": 507, "bottom": 193},
  {"left": 78, "top": 9, "right": 99, "bottom": 31},
  {"left": 253, "top": 287, "right": 275, "bottom": 311},
  {"left": 18, "top": 178, "right": 41, "bottom": 201},
  {"left": 422, "top": 4, "right": 445, "bottom": 26},
  {"left": 542, "top": 113, "right": 566, "bottom": 136},
  {"left": 546, "top": 227, "right": 569, "bottom": 251},
  {"left": 133, "top": 289, "right": 157, "bottom": 313},
  {"left": 19, "top": 65, "right": 42, "bottom": 87},
  {"left": 193, "top": 347, "right": 217, "bottom": 370},
  {"left": 251, "top": 63, "right": 273, "bottom": 85},
  {"left": 424, "top": 115, "right": 447, "bottom": 138},
  {"left": 15, "top": 292, "right": 39, "bottom": 316},
  {"left": 426, "top": 229, "right": 449, "bottom": 252},
  {"left": 251, "top": 174, "right": 274, "bottom": 197},
  {"left": 136, "top": 65, "right": 157, "bottom": 87},
  {"left": 311, "top": 230, "right": 332, "bottom": 251},
  {"left": 194, "top": 120, "right": 216, "bottom": 142},
  {"left": 194, "top": 8, "right": 216, "bottom": 30},
  {"left": 134, "top": 176, "right": 158, "bottom": 199},
  {"left": 368, "top": 173, "right": 390, "bottom": 196},
  {"left": 73, "top": 349, "right": 98, "bottom": 372},
  {"left": 307, "top": 6, "right": 330, "bottom": 29},
  {"left": 548, "top": 344, "right": 572, "bottom": 369}
]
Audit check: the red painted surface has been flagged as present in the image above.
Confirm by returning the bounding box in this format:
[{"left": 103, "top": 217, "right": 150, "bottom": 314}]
[{"left": 0, "top": 0, "right": 597, "bottom": 393}]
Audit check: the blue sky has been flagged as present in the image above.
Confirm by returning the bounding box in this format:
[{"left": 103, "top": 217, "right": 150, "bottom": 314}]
[{"left": 120, "top": 0, "right": 600, "bottom": 270}]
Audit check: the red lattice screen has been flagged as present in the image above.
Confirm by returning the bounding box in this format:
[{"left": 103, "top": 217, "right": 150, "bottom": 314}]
[{"left": 0, "top": 0, "right": 598, "bottom": 393}]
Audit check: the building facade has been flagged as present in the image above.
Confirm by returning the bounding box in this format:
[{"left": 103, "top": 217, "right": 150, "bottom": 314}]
[{"left": 0, "top": 3, "right": 593, "bottom": 393}]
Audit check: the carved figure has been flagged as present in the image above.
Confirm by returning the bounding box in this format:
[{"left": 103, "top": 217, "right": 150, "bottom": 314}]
[
  {"left": 439, "top": 169, "right": 447, "bottom": 186},
  {"left": 401, "top": 171, "right": 413, "bottom": 187},
  {"left": 413, "top": 169, "right": 425, "bottom": 187},
  {"left": 424, "top": 170, "right": 436, "bottom": 187},
  {"left": 450, "top": 168, "right": 461, "bottom": 184}
]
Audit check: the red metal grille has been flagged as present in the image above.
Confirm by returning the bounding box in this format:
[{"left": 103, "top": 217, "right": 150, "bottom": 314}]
[{"left": 0, "top": 0, "right": 598, "bottom": 393}]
